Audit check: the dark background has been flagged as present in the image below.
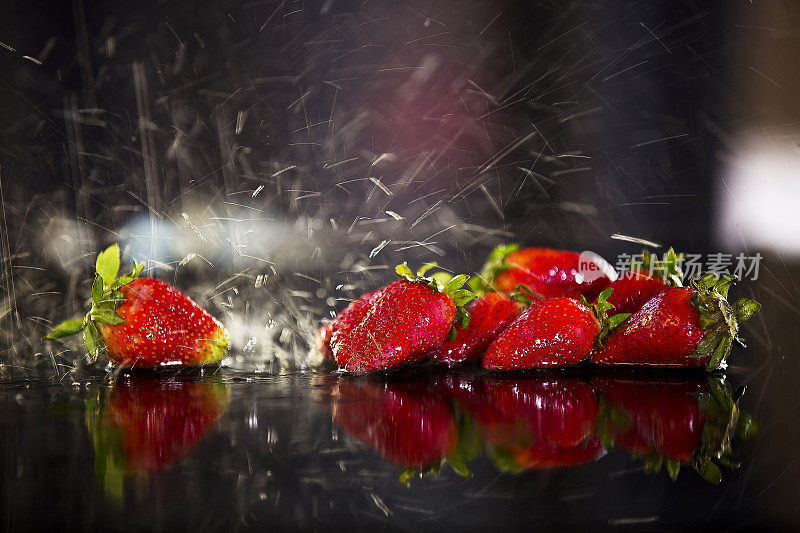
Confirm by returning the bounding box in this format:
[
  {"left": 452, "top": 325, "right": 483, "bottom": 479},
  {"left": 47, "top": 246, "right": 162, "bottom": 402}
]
[{"left": 2, "top": 0, "right": 800, "bottom": 530}]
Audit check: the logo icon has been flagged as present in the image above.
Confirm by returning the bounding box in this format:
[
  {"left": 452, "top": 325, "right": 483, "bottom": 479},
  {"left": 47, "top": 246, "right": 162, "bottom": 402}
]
[{"left": 577, "top": 251, "right": 618, "bottom": 283}]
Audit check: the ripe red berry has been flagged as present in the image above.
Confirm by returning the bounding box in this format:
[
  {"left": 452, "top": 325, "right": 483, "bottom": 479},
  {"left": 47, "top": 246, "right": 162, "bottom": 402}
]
[
  {"left": 483, "top": 297, "right": 601, "bottom": 369},
  {"left": 429, "top": 292, "right": 521, "bottom": 366},
  {"left": 45, "top": 243, "right": 230, "bottom": 368},
  {"left": 329, "top": 263, "right": 475, "bottom": 373},
  {"left": 591, "top": 275, "right": 761, "bottom": 370}
]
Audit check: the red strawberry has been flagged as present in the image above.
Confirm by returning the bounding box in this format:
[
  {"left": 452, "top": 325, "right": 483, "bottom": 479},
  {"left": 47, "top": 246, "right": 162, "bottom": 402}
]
[
  {"left": 471, "top": 244, "right": 613, "bottom": 300},
  {"left": 45, "top": 244, "right": 230, "bottom": 368},
  {"left": 89, "top": 377, "right": 229, "bottom": 500},
  {"left": 331, "top": 381, "right": 458, "bottom": 475},
  {"left": 606, "top": 272, "right": 668, "bottom": 315},
  {"left": 605, "top": 248, "right": 683, "bottom": 314},
  {"left": 330, "top": 263, "right": 475, "bottom": 373},
  {"left": 483, "top": 290, "right": 621, "bottom": 369},
  {"left": 429, "top": 292, "right": 522, "bottom": 366},
  {"left": 316, "top": 288, "right": 382, "bottom": 360},
  {"left": 592, "top": 376, "right": 760, "bottom": 483},
  {"left": 465, "top": 378, "right": 604, "bottom": 471},
  {"left": 591, "top": 274, "right": 761, "bottom": 370}
]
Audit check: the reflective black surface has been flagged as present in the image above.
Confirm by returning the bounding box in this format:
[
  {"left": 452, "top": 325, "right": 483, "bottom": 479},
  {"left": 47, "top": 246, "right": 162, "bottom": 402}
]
[{"left": 0, "top": 368, "right": 774, "bottom": 531}]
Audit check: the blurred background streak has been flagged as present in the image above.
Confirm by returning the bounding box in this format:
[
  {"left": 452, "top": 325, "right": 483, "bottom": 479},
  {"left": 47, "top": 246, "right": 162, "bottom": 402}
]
[{"left": 0, "top": 0, "right": 794, "bottom": 372}]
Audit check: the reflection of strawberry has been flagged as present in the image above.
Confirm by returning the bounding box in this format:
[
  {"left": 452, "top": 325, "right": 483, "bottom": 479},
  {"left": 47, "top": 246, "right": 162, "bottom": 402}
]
[
  {"left": 45, "top": 243, "right": 230, "bottom": 367},
  {"left": 429, "top": 292, "right": 521, "bottom": 366},
  {"left": 89, "top": 377, "right": 229, "bottom": 499},
  {"left": 472, "top": 378, "right": 599, "bottom": 446},
  {"left": 330, "top": 264, "right": 475, "bottom": 373},
  {"left": 332, "top": 380, "right": 458, "bottom": 478},
  {"left": 591, "top": 275, "right": 761, "bottom": 370},
  {"left": 491, "top": 438, "right": 605, "bottom": 472},
  {"left": 593, "top": 376, "right": 761, "bottom": 483},
  {"left": 471, "top": 244, "right": 612, "bottom": 299},
  {"left": 594, "top": 378, "right": 706, "bottom": 463},
  {"left": 465, "top": 378, "right": 605, "bottom": 471}
]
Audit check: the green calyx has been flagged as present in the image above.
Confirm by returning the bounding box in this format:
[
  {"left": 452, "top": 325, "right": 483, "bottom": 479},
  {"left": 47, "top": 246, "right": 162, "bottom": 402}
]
[
  {"left": 692, "top": 376, "right": 761, "bottom": 483},
  {"left": 395, "top": 262, "right": 477, "bottom": 341},
  {"left": 468, "top": 243, "right": 520, "bottom": 295},
  {"left": 508, "top": 284, "right": 543, "bottom": 306},
  {"left": 686, "top": 273, "right": 762, "bottom": 371},
  {"left": 633, "top": 247, "right": 685, "bottom": 286},
  {"left": 44, "top": 243, "right": 143, "bottom": 362},
  {"left": 581, "top": 288, "right": 630, "bottom": 347}
]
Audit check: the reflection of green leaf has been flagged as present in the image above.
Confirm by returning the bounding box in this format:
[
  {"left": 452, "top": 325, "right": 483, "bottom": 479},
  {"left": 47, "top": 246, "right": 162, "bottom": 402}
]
[
  {"left": 96, "top": 243, "right": 121, "bottom": 285},
  {"left": 86, "top": 392, "right": 127, "bottom": 503},
  {"left": 488, "top": 445, "right": 520, "bottom": 473},
  {"left": 698, "top": 461, "right": 722, "bottom": 484},
  {"left": 447, "top": 457, "right": 471, "bottom": 478},
  {"left": 399, "top": 468, "right": 415, "bottom": 485},
  {"left": 665, "top": 459, "right": 681, "bottom": 481},
  {"left": 737, "top": 413, "right": 762, "bottom": 440}
]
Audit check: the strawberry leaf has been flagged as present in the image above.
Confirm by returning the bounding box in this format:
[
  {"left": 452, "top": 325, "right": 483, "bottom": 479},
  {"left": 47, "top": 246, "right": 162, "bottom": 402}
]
[
  {"left": 445, "top": 274, "right": 469, "bottom": 293},
  {"left": 96, "top": 244, "right": 121, "bottom": 286},
  {"left": 90, "top": 308, "right": 125, "bottom": 326},
  {"left": 416, "top": 262, "right": 437, "bottom": 278},
  {"left": 471, "top": 243, "right": 520, "bottom": 295},
  {"left": 91, "top": 276, "right": 104, "bottom": 305},
  {"left": 733, "top": 298, "right": 761, "bottom": 324},
  {"left": 635, "top": 247, "right": 685, "bottom": 287},
  {"left": 44, "top": 318, "right": 86, "bottom": 340},
  {"left": 394, "top": 263, "right": 415, "bottom": 282},
  {"left": 84, "top": 322, "right": 103, "bottom": 363},
  {"left": 607, "top": 313, "right": 631, "bottom": 330}
]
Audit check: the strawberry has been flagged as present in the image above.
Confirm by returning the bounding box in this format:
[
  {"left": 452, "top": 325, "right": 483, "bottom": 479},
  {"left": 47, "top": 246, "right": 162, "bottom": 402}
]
[
  {"left": 593, "top": 376, "right": 761, "bottom": 483},
  {"left": 331, "top": 380, "right": 460, "bottom": 482},
  {"left": 316, "top": 288, "right": 382, "bottom": 360},
  {"left": 590, "top": 274, "right": 761, "bottom": 370},
  {"left": 471, "top": 244, "right": 614, "bottom": 299},
  {"left": 330, "top": 263, "right": 475, "bottom": 373},
  {"left": 45, "top": 243, "right": 230, "bottom": 367},
  {"left": 466, "top": 378, "right": 604, "bottom": 471},
  {"left": 605, "top": 248, "right": 684, "bottom": 314},
  {"left": 428, "top": 292, "right": 522, "bottom": 367},
  {"left": 483, "top": 289, "right": 624, "bottom": 369}
]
